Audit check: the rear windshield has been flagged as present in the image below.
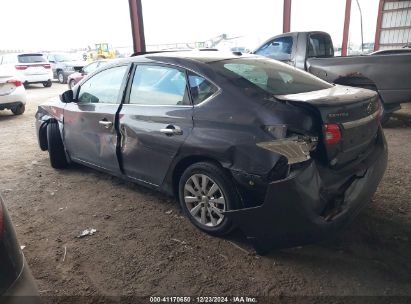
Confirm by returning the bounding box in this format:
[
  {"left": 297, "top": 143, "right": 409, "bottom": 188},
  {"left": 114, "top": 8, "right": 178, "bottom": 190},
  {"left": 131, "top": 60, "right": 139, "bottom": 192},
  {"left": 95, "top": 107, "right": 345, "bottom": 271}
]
[
  {"left": 211, "top": 57, "right": 332, "bottom": 95},
  {"left": 18, "top": 54, "right": 46, "bottom": 63}
]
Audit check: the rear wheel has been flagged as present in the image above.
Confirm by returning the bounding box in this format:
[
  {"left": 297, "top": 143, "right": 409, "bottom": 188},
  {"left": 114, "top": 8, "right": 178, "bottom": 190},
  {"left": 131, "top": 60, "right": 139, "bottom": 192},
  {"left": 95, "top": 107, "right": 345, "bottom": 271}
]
[
  {"left": 47, "top": 121, "right": 68, "bottom": 169},
  {"left": 11, "top": 104, "right": 25, "bottom": 115},
  {"left": 43, "top": 80, "right": 52, "bottom": 88},
  {"left": 178, "top": 162, "right": 241, "bottom": 236}
]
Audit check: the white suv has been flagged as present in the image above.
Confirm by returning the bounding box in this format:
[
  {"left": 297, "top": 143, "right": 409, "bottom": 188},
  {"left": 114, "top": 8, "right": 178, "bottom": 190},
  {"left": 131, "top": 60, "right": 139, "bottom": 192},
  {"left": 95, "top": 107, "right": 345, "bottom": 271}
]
[{"left": 0, "top": 53, "right": 53, "bottom": 88}]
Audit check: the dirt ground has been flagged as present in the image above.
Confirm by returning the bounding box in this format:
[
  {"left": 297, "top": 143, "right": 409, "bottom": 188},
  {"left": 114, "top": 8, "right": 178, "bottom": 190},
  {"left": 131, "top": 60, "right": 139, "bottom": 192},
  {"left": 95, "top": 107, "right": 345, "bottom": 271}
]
[{"left": 0, "top": 83, "right": 410, "bottom": 300}]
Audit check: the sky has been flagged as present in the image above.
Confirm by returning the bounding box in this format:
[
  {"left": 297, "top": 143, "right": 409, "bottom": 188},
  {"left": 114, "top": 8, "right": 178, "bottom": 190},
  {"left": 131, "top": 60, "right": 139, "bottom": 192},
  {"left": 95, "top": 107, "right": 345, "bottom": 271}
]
[{"left": 0, "top": 0, "right": 379, "bottom": 51}]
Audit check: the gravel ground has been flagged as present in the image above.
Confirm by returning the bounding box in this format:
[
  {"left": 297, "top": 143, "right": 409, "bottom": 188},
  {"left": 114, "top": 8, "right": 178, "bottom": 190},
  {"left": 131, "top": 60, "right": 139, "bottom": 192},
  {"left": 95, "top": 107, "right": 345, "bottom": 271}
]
[{"left": 0, "top": 83, "right": 410, "bottom": 300}]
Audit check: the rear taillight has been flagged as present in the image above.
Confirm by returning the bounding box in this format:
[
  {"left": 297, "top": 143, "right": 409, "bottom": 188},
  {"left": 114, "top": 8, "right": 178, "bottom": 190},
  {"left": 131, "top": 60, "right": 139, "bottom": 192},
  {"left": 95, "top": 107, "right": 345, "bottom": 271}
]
[
  {"left": 15, "top": 65, "right": 28, "bottom": 70},
  {"left": 7, "top": 79, "right": 22, "bottom": 87},
  {"left": 43, "top": 64, "right": 51, "bottom": 69},
  {"left": 324, "top": 124, "right": 341, "bottom": 145}
]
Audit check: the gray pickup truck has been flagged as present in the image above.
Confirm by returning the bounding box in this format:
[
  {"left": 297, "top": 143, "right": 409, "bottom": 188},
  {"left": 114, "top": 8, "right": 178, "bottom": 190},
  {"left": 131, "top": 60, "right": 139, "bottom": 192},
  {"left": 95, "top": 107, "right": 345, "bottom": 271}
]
[{"left": 254, "top": 31, "right": 411, "bottom": 121}]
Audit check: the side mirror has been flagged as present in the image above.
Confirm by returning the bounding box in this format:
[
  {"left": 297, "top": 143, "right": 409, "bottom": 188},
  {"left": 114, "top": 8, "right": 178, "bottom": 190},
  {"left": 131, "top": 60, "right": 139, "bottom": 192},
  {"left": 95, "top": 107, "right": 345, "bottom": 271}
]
[{"left": 60, "top": 90, "right": 75, "bottom": 103}]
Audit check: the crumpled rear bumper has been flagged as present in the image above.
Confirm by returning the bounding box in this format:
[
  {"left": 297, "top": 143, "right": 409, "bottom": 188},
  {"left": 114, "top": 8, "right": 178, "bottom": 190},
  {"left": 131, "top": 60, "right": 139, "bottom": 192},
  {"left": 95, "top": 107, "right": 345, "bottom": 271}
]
[{"left": 225, "top": 128, "right": 388, "bottom": 254}]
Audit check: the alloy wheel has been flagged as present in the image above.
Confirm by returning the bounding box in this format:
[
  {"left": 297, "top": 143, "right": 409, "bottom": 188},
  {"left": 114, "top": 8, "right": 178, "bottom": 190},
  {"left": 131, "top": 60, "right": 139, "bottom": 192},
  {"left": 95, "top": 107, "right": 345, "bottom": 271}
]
[{"left": 183, "top": 174, "right": 226, "bottom": 227}]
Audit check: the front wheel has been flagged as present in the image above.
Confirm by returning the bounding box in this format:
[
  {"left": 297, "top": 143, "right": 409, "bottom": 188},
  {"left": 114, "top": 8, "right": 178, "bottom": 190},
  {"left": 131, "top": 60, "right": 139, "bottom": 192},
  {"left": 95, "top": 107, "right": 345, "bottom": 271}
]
[
  {"left": 47, "top": 121, "right": 68, "bottom": 169},
  {"left": 68, "top": 79, "right": 76, "bottom": 89},
  {"left": 57, "top": 71, "right": 66, "bottom": 84},
  {"left": 178, "top": 162, "right": 241, "bottom": 236}
]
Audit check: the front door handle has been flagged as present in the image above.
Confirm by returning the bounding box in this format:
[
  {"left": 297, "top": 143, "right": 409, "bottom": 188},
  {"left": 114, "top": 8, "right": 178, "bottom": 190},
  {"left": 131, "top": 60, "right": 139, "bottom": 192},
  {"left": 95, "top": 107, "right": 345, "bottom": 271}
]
[
  {"left": 160, "top": 125, "right": 183, "bottom": 136},
  {"left": 99, "top": 120, "right": 113, "bottom": 129}
]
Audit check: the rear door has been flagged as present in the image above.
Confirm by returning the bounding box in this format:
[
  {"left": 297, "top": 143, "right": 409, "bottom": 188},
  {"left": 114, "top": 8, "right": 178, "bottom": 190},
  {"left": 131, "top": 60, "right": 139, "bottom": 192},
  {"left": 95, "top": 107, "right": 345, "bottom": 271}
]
[
  {"left": 118, "top": 64, "right": 194, "bottom": 186},
  {"left": 63, "top": 64, "right": 130, "bottom": 173}
]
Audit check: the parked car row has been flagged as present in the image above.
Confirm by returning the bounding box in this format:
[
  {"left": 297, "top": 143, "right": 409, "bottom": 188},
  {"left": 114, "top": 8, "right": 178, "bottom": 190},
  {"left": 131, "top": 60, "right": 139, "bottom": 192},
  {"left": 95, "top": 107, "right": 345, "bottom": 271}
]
[
  {"left": 0, "top": 52, "right": 112, "bottom": 116},
  {"left": 0, "top": 52, "right": 91, "bottom": 87},
  {"left": 0, "top": 53, "right": 53, "bottom": 88}
]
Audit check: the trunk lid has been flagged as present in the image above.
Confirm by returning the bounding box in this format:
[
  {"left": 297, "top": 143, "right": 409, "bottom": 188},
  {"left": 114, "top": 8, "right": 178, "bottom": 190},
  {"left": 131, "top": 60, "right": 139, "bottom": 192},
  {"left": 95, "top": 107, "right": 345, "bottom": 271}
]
[
  {"left": 0, "top": 76, "right": 19, "bottom": 96},
  {"left": 275, "top": 85, "right": 381, "bottom": 166}
]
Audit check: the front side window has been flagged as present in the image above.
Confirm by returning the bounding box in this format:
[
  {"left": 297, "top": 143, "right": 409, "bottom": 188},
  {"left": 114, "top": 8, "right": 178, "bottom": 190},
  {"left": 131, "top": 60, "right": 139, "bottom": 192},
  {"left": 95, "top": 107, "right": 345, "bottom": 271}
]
[
  {"left": 188, "top": 72, "right": 218, "bottom": 105},
  {"left": 254, "top": 36, "right": 294, "bottom": 61},
  {"left": 213, "top": 57, "right": 332, "bottom": 96},
  {"left": 129, "top": 65, "right": 190, "bottom": 106},
  {"left": 78, "top": 65, "right": 128, "bottom": 104}
]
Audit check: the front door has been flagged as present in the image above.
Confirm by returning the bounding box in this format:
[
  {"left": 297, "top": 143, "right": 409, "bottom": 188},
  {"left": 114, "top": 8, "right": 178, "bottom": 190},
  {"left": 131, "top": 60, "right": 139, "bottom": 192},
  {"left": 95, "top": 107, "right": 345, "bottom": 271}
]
[
  {"left": 63, "top": 65, "right": 130, "bottom": 173},
  {"left": 119, "top": 64, "right": 193, "bottom": 186}
]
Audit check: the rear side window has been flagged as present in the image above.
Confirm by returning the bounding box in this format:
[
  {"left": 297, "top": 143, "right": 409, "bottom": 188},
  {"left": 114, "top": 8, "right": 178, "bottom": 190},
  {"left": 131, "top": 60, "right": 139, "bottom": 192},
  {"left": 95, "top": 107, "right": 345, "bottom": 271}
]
[
  {"left": 308, "top": 34, "right": 334, "bottom": 58},
  {"left": 78, "top": 65, "right": 128, "bottom": 104},
  {"left": 215, "top": 57, "right": 331, "bottom": 95},
  {"left": 254, "top": 36, "right": 293, "bottom": 61},
  {"left": 188, "top": 72, "right": 218, "bottom": 104},
  {"left": 129, "top": 65, "right": 190, "bottom": 106},
  {"left": 18, "top": 54, "right": 46, "bottom": 63}
]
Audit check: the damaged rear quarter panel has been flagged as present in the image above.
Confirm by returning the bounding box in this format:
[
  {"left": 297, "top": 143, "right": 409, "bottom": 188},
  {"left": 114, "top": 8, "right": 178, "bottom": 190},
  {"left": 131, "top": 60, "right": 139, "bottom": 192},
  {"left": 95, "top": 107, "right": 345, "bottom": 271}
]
[{"left": 185, "top": 89, "right": 317, "bottom": 178}]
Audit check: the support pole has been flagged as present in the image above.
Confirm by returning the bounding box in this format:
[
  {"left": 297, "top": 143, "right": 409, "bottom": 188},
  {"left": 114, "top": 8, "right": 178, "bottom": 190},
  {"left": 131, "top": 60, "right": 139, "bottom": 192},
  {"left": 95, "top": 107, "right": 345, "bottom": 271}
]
[
  {"left": 342, "top": 0, "right": 352, "bottom": 56},
  {"left": 374, "top": 0, "right": 385, "bottom": 51},
  {"left": 283, "top": 0, "right": 292, "bottom": 33},
  {"left": 128, "top": 0, "right": 146, "bottom": 54}
]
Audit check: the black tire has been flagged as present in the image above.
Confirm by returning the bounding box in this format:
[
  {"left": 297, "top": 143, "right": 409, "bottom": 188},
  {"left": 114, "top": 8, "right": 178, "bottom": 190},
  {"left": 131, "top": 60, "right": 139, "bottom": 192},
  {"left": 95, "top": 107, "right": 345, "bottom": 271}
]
[
  {"left": 43, "top": 80, "right": 52, "bottom": 88},
  {"left": 11, "top": 104, "right": 25, "bottom": 115},
  {"left": 47, "top": 121, "right": 68, "bottom": 169},
  {"left": 23, "top": 82, "right": 29, "bottom": 89},
  {"left": 178, "top": 162, "right": 241, "bottom": 236},
  {"left": 57, "top": 71, "right": 67, "bottom": 84},
  {"left": 69, "top": 79, "right": 76, "bottom": 89}
]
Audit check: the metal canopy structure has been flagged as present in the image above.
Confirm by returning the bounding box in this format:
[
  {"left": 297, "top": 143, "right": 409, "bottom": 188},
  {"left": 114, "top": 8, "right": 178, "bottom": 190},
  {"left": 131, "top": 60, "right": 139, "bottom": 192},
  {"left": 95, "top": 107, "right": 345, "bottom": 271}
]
[
  {"left": 128, "top": 0, "right": 391, "bottom": 56},
  {"left": 128, "top": 0, "right": 146, "bottom": 53},
  {"left": 374, "top": 0, "right": 411, "bottom": 50}
]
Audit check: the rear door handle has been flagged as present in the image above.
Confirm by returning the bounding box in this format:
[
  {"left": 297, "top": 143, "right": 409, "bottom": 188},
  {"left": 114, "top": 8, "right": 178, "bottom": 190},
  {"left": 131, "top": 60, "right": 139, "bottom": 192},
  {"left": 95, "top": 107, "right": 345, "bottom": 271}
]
[
  {"left": 99, "top": 120, "right": 113, "bottom": 129},
  {"left": 160, "top": 125, "right": 183, "bottom": 136}
]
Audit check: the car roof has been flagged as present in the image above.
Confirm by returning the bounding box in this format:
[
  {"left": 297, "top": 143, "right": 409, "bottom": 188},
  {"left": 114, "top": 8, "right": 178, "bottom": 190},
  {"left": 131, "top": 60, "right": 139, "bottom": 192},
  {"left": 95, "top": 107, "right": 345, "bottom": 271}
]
[{"left": 130, "top": 51, "right": 258, "bottom": 64}]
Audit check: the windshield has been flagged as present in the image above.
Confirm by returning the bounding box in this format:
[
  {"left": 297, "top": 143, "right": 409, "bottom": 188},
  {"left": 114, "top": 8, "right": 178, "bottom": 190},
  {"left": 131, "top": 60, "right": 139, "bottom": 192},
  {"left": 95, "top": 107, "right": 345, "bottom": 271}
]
[
  {"left": 211, "top": 57, "right": 332, "bottom": 95},
  {"left": 54, "top": 53, "right": 81, "bottom": 62}
]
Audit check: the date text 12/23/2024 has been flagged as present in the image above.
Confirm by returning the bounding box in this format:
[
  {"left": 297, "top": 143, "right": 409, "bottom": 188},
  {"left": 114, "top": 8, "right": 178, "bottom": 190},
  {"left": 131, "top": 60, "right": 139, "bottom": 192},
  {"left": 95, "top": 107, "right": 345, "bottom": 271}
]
[{"left": 150, "top": 296, "right": 258, "bottom": 303}]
